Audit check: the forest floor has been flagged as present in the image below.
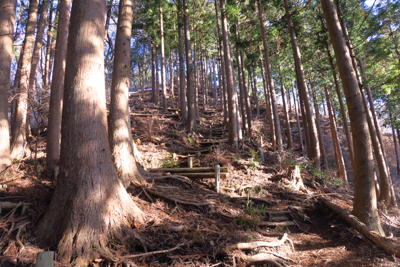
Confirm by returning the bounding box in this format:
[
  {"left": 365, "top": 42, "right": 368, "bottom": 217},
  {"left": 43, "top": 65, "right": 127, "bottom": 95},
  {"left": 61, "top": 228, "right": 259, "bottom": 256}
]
[{"left": 1, "top": 90, "right": 400, "bottom": 266}]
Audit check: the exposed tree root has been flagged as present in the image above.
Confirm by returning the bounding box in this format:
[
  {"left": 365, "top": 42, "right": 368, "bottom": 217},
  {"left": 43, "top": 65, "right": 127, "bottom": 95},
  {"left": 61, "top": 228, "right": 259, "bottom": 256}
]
[
  {"left": 238, "top": 252, "right": 289, "bottom": 267},
  {"left": 145, "top": 188, "right": 211, "bottom": 206},
  {"left": 229, "top": 233, "right": 289, "bottom": 250}
]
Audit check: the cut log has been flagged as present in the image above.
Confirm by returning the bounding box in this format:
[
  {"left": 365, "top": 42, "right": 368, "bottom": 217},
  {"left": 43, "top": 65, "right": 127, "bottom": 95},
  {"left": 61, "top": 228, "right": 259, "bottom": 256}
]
[
  {"left": 148, "top": 167, "right": 228, "bottom": 173},
  {"left": 319, "top": 197, "right": 400, "bottom": 258}
]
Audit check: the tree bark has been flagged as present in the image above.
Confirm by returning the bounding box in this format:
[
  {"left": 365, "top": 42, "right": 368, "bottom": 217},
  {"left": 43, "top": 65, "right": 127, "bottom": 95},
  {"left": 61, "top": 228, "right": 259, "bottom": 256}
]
[
  {"left": 257, "top": 0, "right": 282, "bottom": 150},
  {"left": 177, "top": 1, "right": 187, "bottom": 121},
  {"left": 252, "top": 70, "right": 260, "bottom": 117},
  {"left": 320, "top": 0, "right": 383, "bottom": 234},
  {"left": 394, "top": 127, "right": 400, "bottom": 176},
  {"left": 44, "top": 2, "right": 53, "bottom": 89},
  {"left": 284, "top": 0, "right": 320, "bottom": 164},
  {"left": 278, "top": 64, "right": 292, "bottom": 149},
  {"left": 169, "top": 50, "right": 174, "bottom": 99},
  {"left": 36, "top": 0, "right": 145, "bottom": 263},
  {"left": 310, "top": 82, "right": 327, "bottom": 168},
  {"left": 220, "top": 0, "right": 239, "bottom": 146},
  {"left": 325, "top": 41, "right": 355, "bottom": 170},
  {"left": 160, "top": 3, "right": 167, "bottom": 113},
  {"left": 108, "top": 0, "right": 143, "bottom": 188},
  {"left": 184, "top": 0, "right": 196, "bottom": 132},
  {"left": 234, "top": 24, "right": 247, "bottom": 135},
  {"left": 293, "top": 87, "right": 304, "bottom": 153},
  {"left": 151, "top": 41, "right": 156, "bottom": 103},
  {"left": 0, "top": 0, "right": 16, "bottom": 172},
  {"left": 46, "top": 0, "right": 71, "bottom": 177},
  {"left": 259, "top": 48, "right": 274, "bottom": 146},
  {"left": 10, "top": 0, "right": 39, "bottom": 159},
  {"left": 141, "top": 45, "right": 146, "bottom": 99}
]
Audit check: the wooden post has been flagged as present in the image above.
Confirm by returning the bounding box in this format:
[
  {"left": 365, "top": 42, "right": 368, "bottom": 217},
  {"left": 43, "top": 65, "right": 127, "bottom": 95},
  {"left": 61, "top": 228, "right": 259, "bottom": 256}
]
[
  {"left": 35, "top": 251, "right": 54, "bottom": 267},
  {"left": 188, "top": 156, "right": 193, "bottom": 168},
  {"left": 215, "top": 164, "right": 220, "bottom": 193}
]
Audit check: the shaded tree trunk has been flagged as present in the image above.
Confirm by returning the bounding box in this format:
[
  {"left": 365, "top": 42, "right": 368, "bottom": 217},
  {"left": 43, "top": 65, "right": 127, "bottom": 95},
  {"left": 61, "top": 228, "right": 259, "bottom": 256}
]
[
  {"left": 393, "top": 126, "right": 400, "bottom": 175},
  {"left": 151, "top": 41, "right": 156, "bottom": 103},
  {"left": 169, "top": 50, "right": 174, "bottom": 99},
  {"left": 310, "top": 83, "right": 327, "bottom": 168},
  {"left": 320, "top": 0, "right": 383, "bottom": 234},
  {"left": 252, "top": 69, "right": 260, "bottom": 117},
  {"left": 257, "top": 0, "right": 282, "bottom": 150},
  {"left": 284, "top": 0, "right": 320, "bottom": 165},
  {"left": 44, "top": 2, "right": 53, "bottom": 89},
  {"left": 10, "top": 0, "right": 39, "bottom": 159},
  {"left": 177, "top": 1, "right": 187, "bottom": 121},
  {"left": 293, "top": 87, "right": 304, "bottom": 153},
  {"left": 46, "top": 0, "right": 71, "bottom": 177},
  {"left": 141, "top": 46, "right": 146, "bottom": 99},
  {"left": 278, "top": 64, "right": 292, "bottom": 149},
  {"left": 259, "top": 48, "right": 274, "bottom": 146},
  {"left": 184, "top": 0, "right": 196, "bottom": 132},
  {"left": 36, "top": 0, "right": 145, "bottom": 263},
  {"left": 108, "top": 0, "right": 143, "bottom": 188},
  {"left": 0, "top": 0, "right": 16, "bottom": 172}
]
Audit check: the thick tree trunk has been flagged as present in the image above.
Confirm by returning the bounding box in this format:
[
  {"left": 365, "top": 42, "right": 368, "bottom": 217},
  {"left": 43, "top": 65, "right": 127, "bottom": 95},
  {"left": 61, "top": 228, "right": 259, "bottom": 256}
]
[
  {"left": 257, "top": 0, "right": 282, "bottom": 150},
  {"left": 359, "top": 56, "right": 396, "bottom": 206},
  {"left": 10, "top": 0, "right": 39, "bottom": 159},
  {"left": 0, "top": 0, "right": 16, "bottom": 172},
  {"left": 160, "top": 4, "right": 167, "bottom": 113},
  {"left": 108, "top": 0, "right": 143, "bottom": 188},
  {"left": 184, "top": 0, "right": 196, "bottom": 132},
  {"left": 36, "top": 0, "right": 145, "bottom": 264},
  {"left": 284, "top": 0, "right": 320, "bottom": 164},
  {"left": 320, "top": 0, "right": 383, "bottom": 234},
  {"left": 46, "top": 0, "right": 71, "bottom": 177},
  {"left": 325, "top": 42, "right": 355, "bottom": 170},
  {"left": 220, "top": 0, "right": 238, "bottom": 146}
]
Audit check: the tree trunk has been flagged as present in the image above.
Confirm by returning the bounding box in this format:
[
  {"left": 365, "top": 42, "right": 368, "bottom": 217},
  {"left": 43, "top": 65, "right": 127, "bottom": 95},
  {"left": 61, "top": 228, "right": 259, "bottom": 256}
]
[
  {"left": 257, "top": 0, "right": 282, "bottom": 150},
  {"left": 252, "top": 70, "right": 260, "bottom": 118},
  {"left": 108, "top": 0, "right": 143, "bottom": 188},
  {"left": 10, "top": 0, "right": 39, "bottom": 159},
  {"left": 278, "top": 64, "right": 292, "bottom": 150},
  {"left": 155, "top": 45, "right": 160, "bottom": 104},
  {"left": 293, "top": 87, "right": 304, "bottom": 153},
  {"left": 46, "top": 0, "right": 71, "bottom": 177},
  {"left": 44, "top": 2, "right": 53, "bottom": 89},
  {"left": 169, "top": 50, "right": 174, "bottom": 99},
  {"left": 160, "top": 4, "right": 167, "bottom": 113},
  {"left": 259, "top": 49, "right": 274, "bottom": 146},
  {"left": 310, "top": 83, "right": 327, "bottom": 169},
  {"left": 325, "top": 41, "right": 355, "bottom": 170},
  {"left": 359, "top": 56, "right": 396, "bottom": 206},
  {"left": 151, "top": 41, "right": 156, "bottom": 103},
  {"left": 234, "top": 24, "right": 247, "bottom": 135},
  {"left": 141, "top": 46, "right": 146, "bottom": 99},
  {"left": 220, "top": 0, "right": 239, "bottom": 146},
  {"left": 212, "top": 55, "right": 218, "bottom": 105},
  {"left": 284, "top": 0, "right": 320, "bottom": 164},
  {"left": 394, "top": 127, "right": 400, "bottom": 175},
  {"left": 0, "top": 0, "right": 16, "bottom": 172},
  {"left": 36, "top": 0, "right": 145, "bottom": 263},
  {"left": 177, "top": 3, "right": 187, "bottom": 121},
  {"left": 320, "top": 0, "right": 383, "bottom": 234},
  {"left": 184, "top": 0, "right": 196, "bottom": 132}
]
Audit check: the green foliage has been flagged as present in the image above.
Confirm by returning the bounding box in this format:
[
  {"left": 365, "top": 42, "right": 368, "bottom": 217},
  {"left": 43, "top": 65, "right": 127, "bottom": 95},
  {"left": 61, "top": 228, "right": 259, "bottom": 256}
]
[
  {"left": 161, "top": 152, "right": 179, "bottom": 168},
  {"left": 237, "top": 196, "right": 267, "bottom": 226},
  {"left": 248, "top": 150, "right": 261, "bottom": 169}
]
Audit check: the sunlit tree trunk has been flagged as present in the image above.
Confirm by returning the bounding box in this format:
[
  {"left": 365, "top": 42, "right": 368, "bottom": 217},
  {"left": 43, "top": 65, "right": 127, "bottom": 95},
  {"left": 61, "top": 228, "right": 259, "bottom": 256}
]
[
  {"left": 44, "top": 2, "right": 53, "bottom": 89},
  {"left": 159, "top": 3, "right": 167, "bottom": 113},
  {"left": 325, "top": 87, "right": 348, "bottom": 187},
  {"left": 108, "top": 0, "right": 143, "bottom": 188},
  {"left": 10, "top": 0, "right": 39, "bottom": 159},
  {"left": 252, "top": 69, "right": 260, "bottom": 118},
  {"left": 258, "top": 0, "right": 281, "bottom": 150},
  {"left": 284, "top": 0, "right": 320, "bottom": 164},
  {"left": 259, "top": 48, "right": 274, "bottom": 145},
  {"left": 293, "top": 87, "right": 304, "bottom": 153},
  {"left": 321, "top": 0, "right": 383, "bottom": 234},
  {"left": 310, "top": 83, "right": 327, "bottom": 168},
  {"left": 169, "top": 50, "right": 174, "bottom": 99},
  {"left": 0, "top": 0, "right": 16, "bottom": 172},
  {"left": 278, "top": 63, "right": 292, "bottom": 149},
  {"left": 141, "top": 46, "right": 146, "bottom": 99},
  {"left": 220, "top": 0, "right": 239, "bottom": 146},
  {"left": 46, "top": 0, "right": 71, "bottom": 177}
]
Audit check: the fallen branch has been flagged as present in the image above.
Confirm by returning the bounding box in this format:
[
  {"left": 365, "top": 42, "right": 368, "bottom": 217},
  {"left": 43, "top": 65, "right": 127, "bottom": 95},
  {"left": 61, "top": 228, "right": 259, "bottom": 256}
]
[
  {"left": 239, "top": 252, "right": 289, "bottom": 267},
  {"left": 173, "top": 172, "right": 228, "bottom": 179},
  {"left": 319, "top": 197, "right": 400, "bottom": 258},
  {"left": 145, "top": 188, "right": 211, "bottom": 206},
  {"left": 120, "top": 241, "right": 191, "bottom": 260},
  {"left": 148, "top": 167, "right": 228, "bottom": 173},
  {"left": 229, "top": 233, "right": 289, "bottom": 250}
]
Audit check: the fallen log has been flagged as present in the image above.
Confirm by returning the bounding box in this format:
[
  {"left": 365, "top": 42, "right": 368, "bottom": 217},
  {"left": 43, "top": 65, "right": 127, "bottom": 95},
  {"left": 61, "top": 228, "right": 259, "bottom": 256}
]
[
  {"left": 319, "top": 197, "right": 400, "bottom": 258},
  {"left": 259, "top": 221, "right": 295, "bottom": 227},
  {"left": 148, "top": 167, "right": 228, "bottom": 173},
  {"left": 229, "top": 233, "right": 289, "bottom": 250}
]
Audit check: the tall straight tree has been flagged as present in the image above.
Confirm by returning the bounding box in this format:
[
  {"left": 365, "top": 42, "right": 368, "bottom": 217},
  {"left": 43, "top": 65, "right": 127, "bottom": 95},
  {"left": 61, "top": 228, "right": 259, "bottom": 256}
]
[
  {"left": 46, "top": 0, "right": 71, "bottom": 177},
  {"left": 10, "top": 0, "right": 39, "bottom": 159},
  {"left": 257, "top": 0, "right": 282, "bottom": 150},
  {"left": 36, "top": 0, "right": 145, "bottom": 263},
  {"left": 220, "top": 0, "right": 239, "bottom": 146},
  {"left": 320, "top": 0, "right": 383, "bottom": 234},
  {"left": 108, "top": 0, "right": 143, "bottom": 188},
  {"left": 177, "top": 0, "right": 187, "bottom": 121},
  {"left": 183, "top": 0, "right": 196, "bottom": 132},
  {"left": 284, "top": 0, "right": 320, "bottom": 166},
  {"left": 0, "top": 0, "right": 16, "bottom": 172},
  {"left": 159, "top": 2, "right": 167, "bottom": 113}
]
